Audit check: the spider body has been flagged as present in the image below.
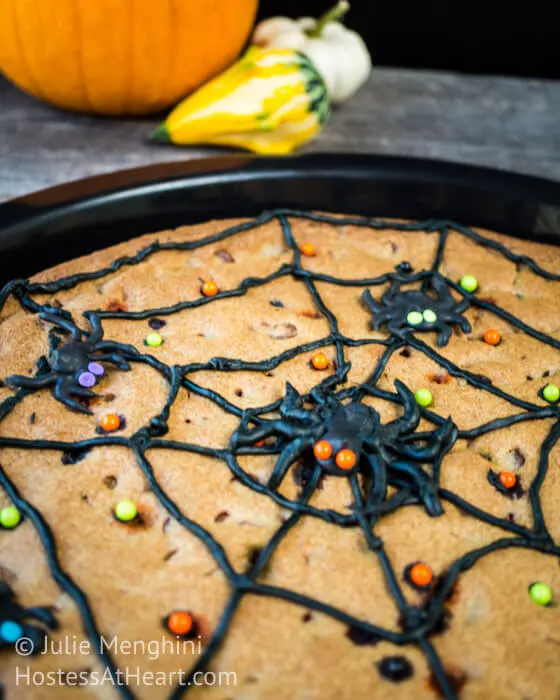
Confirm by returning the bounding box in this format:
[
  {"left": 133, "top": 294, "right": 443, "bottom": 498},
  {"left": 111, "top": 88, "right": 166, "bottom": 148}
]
[
  {"left": 6, "top": 311, "right": 137, "bottom": 414},
  {"left": 362, "top": 272, "right": 471, "bottom": 347},
  {"left": 0, "top": 581, "right": 57, "bottom": 654},
  {"left": 231, "top": 369, "right": 456, "bottom": 517}
]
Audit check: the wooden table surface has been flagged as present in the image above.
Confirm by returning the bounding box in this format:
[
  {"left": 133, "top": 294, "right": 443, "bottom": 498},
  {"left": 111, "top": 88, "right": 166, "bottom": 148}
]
[{"left": 1, "top": 68, "right": 560, "bottom": 202}]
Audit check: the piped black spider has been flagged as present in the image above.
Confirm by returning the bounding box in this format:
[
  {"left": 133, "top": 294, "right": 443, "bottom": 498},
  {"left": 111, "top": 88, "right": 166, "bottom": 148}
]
[
  {"left": 0, "top": 581, "right": 58, "bottom": 655},
  {"left": 362, "top": 270, "right": 471, "bottom": 347},
  {"left": 6, "top": 311, "right": 137, "bottom": 414},
  {"left": 230, "top": 368, "right": 456, "bottom": 517}
]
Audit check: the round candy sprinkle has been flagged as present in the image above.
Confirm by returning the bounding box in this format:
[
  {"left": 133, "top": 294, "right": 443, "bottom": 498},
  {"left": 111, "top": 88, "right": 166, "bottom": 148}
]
[
  {"left": 88, "top": 362, "right": 105, "bottom": 376},
  {"left": 300, "top": 242, "right": 316, "bottom": 257},
  {"left": 311, "top": 352, "right": 329, "bottom": 371},
  {"left": 542, "top": 384, "right": 560, "bottom": 404},
  {"left": 201, "top": 280, "right": 219, "bottom": 297},
  {"left": 414, "top": 388, "right": 433, "bottom": 407},
  {"left": 406, "top": 311, "right": 423, "bottom": 326},
  {"left": 167, "top": 610, "right": 194, "bottom": 637},
  {"left": 335, "top": 448, "right": 357, "bottom": 470},
  {"left": 499, "top": 471, "right": 517, "bottom": 489},
  {"left": 78, "top": 371, "right": 96, "bottom": 388},
  {"left": 114, "top": 500, "right": 138, "bottom": 522},
  {"left": 313, "top": 440, "right": 333, "bottom": 461},
  {"left": 422, "top": 309, "right": 437, "bottom": 323},
  {"left": 0, "top": 506, "right": 21, "bottom": 529},
  {"left": 529, "top": 582, "right": 552, "bottom": 606},
  {"left": 100, "top": 413, "right": 121, "bottom": 432},
  {"left": 145, "top": 332, "right": 163, "bottom": 348},
  {"left": 409, "top": 562, "right": 433, "bottom": 588},
  {"left": 483, "top": 329, "right": 501, "bottom": 346},
  {"left": 0, "top": 620, "right": 24, "bottom": 644},
  {"left": 459, "top": 274, "right": 478, "bottom": 293}
]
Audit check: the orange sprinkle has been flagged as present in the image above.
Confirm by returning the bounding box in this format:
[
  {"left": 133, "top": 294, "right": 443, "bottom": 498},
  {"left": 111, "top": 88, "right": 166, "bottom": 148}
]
[
  {"left": 254, "top": 440, "right": 265, "bottom": 447},
  {"left": 167, "top": 610, "right": 194, "bottom": 636},
  {"left": 499, "top": 471, "right": 517, "bottom": 489},
  {"left": 483, "top": 328, "right": 501, "bottom": 346},
  {"left": 300, "top": 242, "right": 316, "bottom": 257},
  {"left": 410, "top": 562, "right": 433, "bottom": 587},
  {"left": 313, "top": 440, "right": 333, "bottom": 461},
  {"left": 201, "top": 280, "right": 219, "bottom": 297},
  {"left": 311, "top": 352, "right": 329, "bottom": 371},
  {"left": 100, "top": 413, "right": 120, "bottom": 432},
  {"left": 335, "top": 448, "right": 357, "bottom": 470}
]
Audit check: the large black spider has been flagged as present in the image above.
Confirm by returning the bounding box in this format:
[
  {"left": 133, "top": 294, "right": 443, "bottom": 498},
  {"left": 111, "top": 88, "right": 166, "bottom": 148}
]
[
  {"left": 230, "top": 369, "right": 456, "bottom": 517},
  {"left": 362, "top": 270, "right": 471, "bottom": 347},
  {"left": 6, "top": 311, "right": 137, "bottom": 414},
  {"left": 0, "top": 581, "right": 58, "bottom": 655}
]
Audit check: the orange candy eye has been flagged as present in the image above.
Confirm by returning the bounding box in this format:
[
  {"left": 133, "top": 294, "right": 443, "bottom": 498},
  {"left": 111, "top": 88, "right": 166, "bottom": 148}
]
[
  {"left": 335, "top": 449, "right": 357, "bottom": 470},
  {"left": 499, "top": 471, "right": 517, "bottom": 489},
  {"left": 300, "top": 243, "right": 316, "bottom": 257},
  {"left": 167, "top": 610, "right": 194, "bottom": 636},
  {"left": 409, "top": 562, "right": 433, "bottom": 587},
  {"left": 311, "top": 352, "right": 329, "bottom": 371},
  {"left": 100, "top": 413, "right": 120, "bottom": 432},
  {"left": 201, "top": 280, "right": 219, "bottom": 297},
  {"left": 483, "top": 329, "right": 501, "bottom": 346},
  {"left": 313, "top": 440, "right": 333, "bottom": 461}
]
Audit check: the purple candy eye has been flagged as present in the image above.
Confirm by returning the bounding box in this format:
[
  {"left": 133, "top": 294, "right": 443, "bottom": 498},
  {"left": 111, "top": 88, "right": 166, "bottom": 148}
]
[
  {"left": 88, "top": 362, "right": 104, "bottom": 376},
  {"left": 78, "top": 372, "right": 96, "bottom": 388}
]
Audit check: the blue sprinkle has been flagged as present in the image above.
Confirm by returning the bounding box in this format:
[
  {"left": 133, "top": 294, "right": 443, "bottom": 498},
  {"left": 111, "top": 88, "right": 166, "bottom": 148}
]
[{"left": 0, "top": 620, "right": 24, "bottom": 643}]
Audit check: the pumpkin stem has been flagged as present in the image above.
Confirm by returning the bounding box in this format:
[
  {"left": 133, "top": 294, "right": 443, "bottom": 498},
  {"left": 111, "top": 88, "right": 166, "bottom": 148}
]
[
  {"left": 150, "top": 124, "right": 171, "bottom": 143},
  {"left": 307, "top": 1, "right": 350, "bottom": 38}
]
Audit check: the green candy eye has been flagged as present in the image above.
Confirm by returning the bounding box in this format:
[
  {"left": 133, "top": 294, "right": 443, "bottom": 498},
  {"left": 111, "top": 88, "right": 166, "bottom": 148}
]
[
  {"left": 422, "top": 309, "right": 437, "bottom": 323},
  {"left": 406, "top": 311, "right": 423, "bottom": 326}
]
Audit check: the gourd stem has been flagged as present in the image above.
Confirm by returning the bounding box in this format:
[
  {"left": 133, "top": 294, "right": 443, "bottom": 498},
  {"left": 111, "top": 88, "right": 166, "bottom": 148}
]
[{"left": 307, "top": 1, "right": 350, "bottom": 38}]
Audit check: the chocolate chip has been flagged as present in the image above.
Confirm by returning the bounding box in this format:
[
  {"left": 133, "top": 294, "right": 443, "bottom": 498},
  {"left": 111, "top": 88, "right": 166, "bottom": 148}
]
[
  {"left": 346, "top": 626, "right": 381, "bottom": 646},
  {"left": 301, "top": 612, "right": 313, "bottom": 623},
  {"left": 214, "top": 511, "right": 230, "bottom": 523},
  {"left": 214, "top": 249, "right": 235, "bottom": 263},
  {"left": 104, "top": 300, "right": 128, "bottom": 312},
  {"left": 163, "top": 549, "right": 178, "bottom": 562},
  {"left": 235, "top": 389, "right": 243, "bottom": 397},
  {"left": 61, "top": 446, "right": 92, "bottom": 465},
  {"left": 148, "top": 318, "right": 166, "bottom": 330},
  {"left": 428, "top": 373, "right": 451, "bottom": 385},
  {"left": 103, "top": 475, "right": 118, "bottom": 490},
  {"left": 300, "top": 310, "right": 323, "bottom": 319},
  {"left": 269, "top": 299, "right": 285, "bottom": 308},
  {"left": 508, "top": 447, "right": 526, "bottom": 468},
  {"left": 428, "top": 667, "right": 468, "bottom": 697},
  {"left": 29, "top": 412, "right": 36, "bottom": 424},
  {"left": 378, "top": 656, "right": 413, "bottom": 682},
  {"left": 269, "top": 323, "right": 297, "bottom": 339},
  {"left": 399, "top": 348, "right": 411, "bottom": 358}
]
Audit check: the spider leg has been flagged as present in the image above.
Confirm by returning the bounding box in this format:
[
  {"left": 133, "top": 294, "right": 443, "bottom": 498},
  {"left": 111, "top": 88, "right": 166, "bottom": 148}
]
[
  {"left": 40, "top": 312, "right": 81, "bottom": 341},
  {"left": 436, "top": 324, "right": 452, "bottom": 347},
  {"left": 232, "top": 420, "right": 305, "bottom": 448},
  {"left": 95, "top": 340, "right": 139, "bottom": 357},
  {"left": 386, "top": 380, "right": 421, "bottom": 434},
  {"left": 5, "top": 372, "right": 56, "bottom": 390},
  {"left": 363, "top": 448, "right": 388, "bottom": 507},
  {"left": 267, "top": 436, "right": 315, "bottom": 490},
  {"left": 457, "top": 314, "right": 472, "bottom": 333},
  {"left": 371, "top": 309, "right": 391, "bottom": 331},
  {"left": 389, "top": 460, "right": 443, "bottom": 516},
  {"left": 26, "top": 606, "right": 57, "bottom": 629},
  {"left": 53, "top": 378, "right": 92, "bottom": 415},
  {"left": 71, "top": 386, "right": 100, "bottom": 399},
  {"left": 430, "top": 274, "right": 454, "bottom": 305},
  {"left": 381, "top": 279, "right": 401, "bottom": 306},
  {"left": 386, "top": 318, "right": 409, "bottom": 339},
  {"left": 361, "top": 288, "right": 383, "bottom": 315},
  {"left": 83, "top": 312, "right": 103, "bottom": 344},
  {"left": 89, "top": 352, "right": 131, "bottom": 371}
]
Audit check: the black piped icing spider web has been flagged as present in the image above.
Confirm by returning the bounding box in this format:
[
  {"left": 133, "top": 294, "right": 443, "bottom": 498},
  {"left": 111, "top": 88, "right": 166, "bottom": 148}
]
[{"left": 0, "top": 210, "right": 559, "bottom": 700}]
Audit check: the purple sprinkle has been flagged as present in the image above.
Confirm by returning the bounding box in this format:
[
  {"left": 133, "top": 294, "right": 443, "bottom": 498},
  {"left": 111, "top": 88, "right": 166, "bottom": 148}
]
[
  {"left": 78, "top": 372, "right": 96, "bottom": 388},
  {"left": 148, "top": 318, "right": 166, "bottom": 330},
  {"left": 88, "top": 362, "right": 105, "bottom": 376}
]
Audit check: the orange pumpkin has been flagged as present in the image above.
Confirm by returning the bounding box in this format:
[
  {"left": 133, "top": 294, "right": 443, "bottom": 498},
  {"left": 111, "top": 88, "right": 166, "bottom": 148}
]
[{"left": 0, "top": 0, "right": 258, "bottom": 116}]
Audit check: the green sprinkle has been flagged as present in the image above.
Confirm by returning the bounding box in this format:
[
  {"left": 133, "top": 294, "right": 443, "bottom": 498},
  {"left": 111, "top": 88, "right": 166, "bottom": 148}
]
[
  {"left": 542, "top": 384, "right": 560, "bottom": 403},
  {"left": 414, "top": 388, "right": 433, "bottom": 407},
  {"left": 0, "top": 506, "right": 21, "bottom": 529},
  {"left": 422, "top": 309, "right": 437, "bottom": 323},
  {"left": 459, "top": 274, "right": 478, "bottom": 293},
  {"left": 114, "top": 500, "right": 138, "bottom": 522},
  {"left": 529, "top": 582, "right": 552, "bottom": 606},
  {"left": 407, "top": 311, "right": 423, "bottom": 326},
  {"left": 145, "top": 332, "right": 163, "bottom": 348}
]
